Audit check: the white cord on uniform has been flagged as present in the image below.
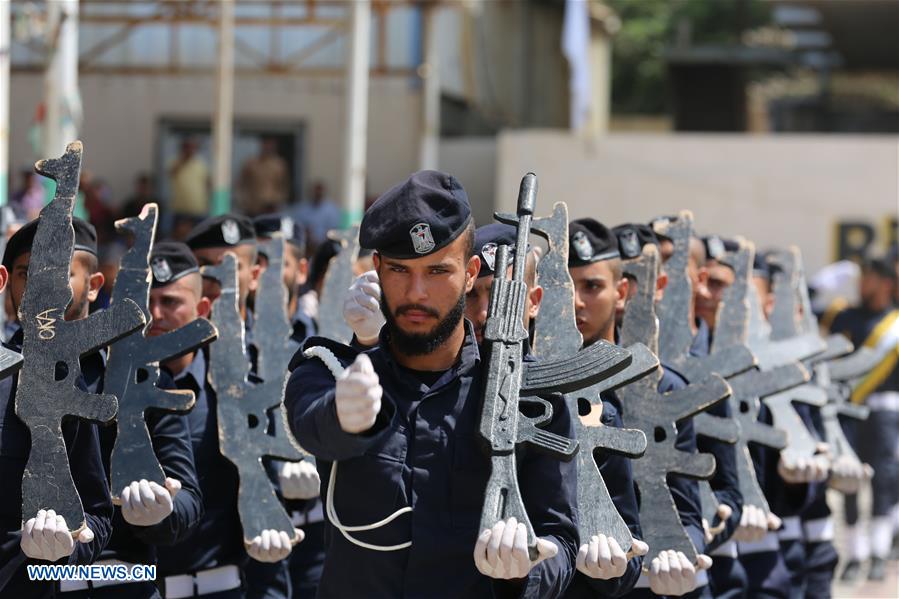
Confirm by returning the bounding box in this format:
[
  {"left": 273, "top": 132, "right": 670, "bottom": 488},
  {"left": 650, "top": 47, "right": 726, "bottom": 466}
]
[{"left": 303, "top": 346, "right": 412, "bottom": 552}]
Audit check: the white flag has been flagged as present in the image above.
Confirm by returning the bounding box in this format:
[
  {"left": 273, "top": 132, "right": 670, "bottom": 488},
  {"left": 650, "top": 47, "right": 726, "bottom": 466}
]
[{"left": 562, "top": 0, "right": 592, "bottom": 131}]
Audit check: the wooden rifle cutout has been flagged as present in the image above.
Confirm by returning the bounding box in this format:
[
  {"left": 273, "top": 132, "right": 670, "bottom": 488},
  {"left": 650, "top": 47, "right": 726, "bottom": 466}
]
[
  {"left": 16, "top": 141, "right": 144, "bottom": 533},
  {"left": 105, "top": 204, "right": 217, "bottom": 501},
  {"left": 617, "top": 245, "right": 730, "bottom": 563},
  {"left": 527, "top": 201, "right": 648, "bottom": 551},
  {"left": 203, "top": 250, "right": 306, "bottom": 545},
  {"left": 317, "top": 227, "right": 360, "bottom": 344}
]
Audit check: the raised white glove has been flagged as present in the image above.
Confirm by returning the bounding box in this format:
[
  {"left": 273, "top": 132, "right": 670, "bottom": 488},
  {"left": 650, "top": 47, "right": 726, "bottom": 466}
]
[
  {"left": 778, "top": 453, "right": 830, "bottom": 484},
  {"left": 473, "top": 517, "right": 558, "bottom": 580},
  {"left": 828, "top": 456, "right": 872, "bottom": 494},
  {"left": 731, "top": 504, "right": 769, "bottom": 542},
  {"left": 246, "top": 528, "right": 304, "bottom": 563},
  {"left": 647, "top": 550, "right": 712, "bottom": 597},
  {"left": 120, "top": 478, "right": 180, "bottom": 527},
  {"left": 343, "top": 271, "right": 385, "bottom": 345},
  {"left": 279, "top": 460, "right": 321, "bottom": 500},
  {"left": 335, "top": 353, "right": 383, "bottom": 434},
  {"left": 21, "top": 510, "right": 94, "bottom": 561},
  {"left": 576, "top": 534, "right": 648, "bottom": 580}
]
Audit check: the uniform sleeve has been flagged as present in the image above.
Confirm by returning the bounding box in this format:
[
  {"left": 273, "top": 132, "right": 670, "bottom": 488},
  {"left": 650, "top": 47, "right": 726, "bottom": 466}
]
[
  {"left": 575, "top": 400, "right": 644, "bottom": 598},
  {"left": 492, "top": 392, "right": 579, "bottom": 599},
  {"left": 697, "top": 399, "right": 742, "bottom": 550},
  {"left": 66, "top": 421, "right": 114, "bottom": 565},
  {"left": 130, "top": 411, "right": 204, "bottom": 546},
  {"left": 285, "top": 356, "right": 395, "bottom": 462},
  {"left": 659, "top": 370, "right": 705, "bottom": 556}
]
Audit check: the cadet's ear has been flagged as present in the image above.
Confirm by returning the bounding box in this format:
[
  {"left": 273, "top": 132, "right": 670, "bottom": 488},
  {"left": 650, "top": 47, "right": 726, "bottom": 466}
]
[
  {"left": 196, "top": 296, "right": 212, "bottom": 319},
  {"left": 0, "top": 265, "right": 8, "bottom": 295},
  {"left": 87, "top": 271, "right": 105, "bottom": 302},
  {"left": 466, "top": 255, "right": 480, "bottom": 292},
  {"left": 527, "top": 285, "right": 543, "bottom": 319},
  {"left": 654, "top": 270, "right": 668, "bottom": 303},
  {"left": 296, "top": 258, "right": 309, "bottom": 287},
  {"left": 616, "top": 276, "right": 629, "bottom": 310}
]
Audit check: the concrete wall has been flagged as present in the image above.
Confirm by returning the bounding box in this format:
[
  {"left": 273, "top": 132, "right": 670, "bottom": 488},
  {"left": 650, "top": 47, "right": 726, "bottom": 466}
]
[
  {"left": 9, "top": 73, "right": 422, "bottom": 206},
  {"left": 494, "top": 131, "right": 898, "bottom": 274},
  {"left": 438, "top": 137, "right": 497, "bottom": 227}
]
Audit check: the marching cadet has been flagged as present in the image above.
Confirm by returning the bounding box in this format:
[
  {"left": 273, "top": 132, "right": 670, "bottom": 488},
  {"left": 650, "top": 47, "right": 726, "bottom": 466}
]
[
  {"left": 569, "top": 218, "right": 710, "bottom": 597},
  {"left": 149, "top": 242, "right": 297, "bottom": 598},
  {"left": 471, "top": 222, "right": 648, "bottom": 597},
  {"left": 5, "top": 221, "right": 205, "bottom": 598},
  {"left": 637, "top": 226, "right": 748, "bottom": 599},
  {"left": 830, "top": 256, "right": 899, "bottom": 582},
  {"left": 0, "top": 222, "right": 114, "bottom": 598},
  {"left": 286, "top": 170, "right": 579, "bottom": 597},
  {"left": 253, "top": 214, "right": 325, "bottom": 599},
  {"left": 185, "top": 217, "right": 297, "bottom": 599},
  {"left": 702, "top": 240, "right": 826, "bottom": 599}
]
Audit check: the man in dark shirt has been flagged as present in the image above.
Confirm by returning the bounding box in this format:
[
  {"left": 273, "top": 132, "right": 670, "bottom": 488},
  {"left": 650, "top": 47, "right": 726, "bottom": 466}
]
[
  {"left": 830, "top": 257, "right": 899, "bottom": 582},
  {"left": 1, "top": 219, "right": 114, "bottom": 598},
  {"left": 571, "top": 218, "right": 710, "bottom": 598},
  {"left": 286, "top": 170, "right": 579, "bottom": 598}
]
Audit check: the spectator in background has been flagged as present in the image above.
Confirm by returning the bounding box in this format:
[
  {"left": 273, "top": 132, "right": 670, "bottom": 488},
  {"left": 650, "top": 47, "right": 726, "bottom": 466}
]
[
  {"left": 81, "top": 170, "right": 116, "bottom": 245},
  {"left": 122, "top": 173, "right": 159, "bottom": 219},
  {"left": 238, "top": 137, "right": 289, "bottom": 217},
  {"left": 9, "top": 169, "right": 44, "bottom": 221},
  {"left": 290, "top": 180, "right": 340, "bottom": 250},
  {"left": 169, "top": 138, "right": 210, "bottom": 240}
]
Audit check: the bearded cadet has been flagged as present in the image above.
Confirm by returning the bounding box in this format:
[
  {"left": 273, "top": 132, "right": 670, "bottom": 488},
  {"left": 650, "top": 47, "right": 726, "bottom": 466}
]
[{"left": 286, "top": 170, "right": 579, "bottom": 598}]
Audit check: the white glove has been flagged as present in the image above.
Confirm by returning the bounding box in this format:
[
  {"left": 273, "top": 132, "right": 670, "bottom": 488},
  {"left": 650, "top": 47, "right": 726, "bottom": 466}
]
[
  {"left": 731, "top": 504, "right": 768, "bottom": 542},
  {"left": 829, "top": 456, "right": 872, "bottom": 494},
  {"left": 279, "top": 460, "right": 321, "bottom": 500},
  {"left": 21, "top": 510, "right": 94, "bottom": 562},
  {"left": 647, "top": 550, "right": 712, "bottom": 597},
  {"left": 778, "top": 453, "right": 830, "bottom": 484},
  {"left": 576, "top": 534, "right": 648, "bottom": 580},
  {"left": 298, "top": 290, "right": 319, "bottom": 322},
  {"left": 343, "top": 271, "right": 385, "bottom": 345},
  {"left": 473, "top": 517, "right": 558, "bottom": 580},
  {"left": 335, "top": 354, "right": 383, "bottom": 434},
  {"left": 120, "top": 478, "right": 181, "bottom": 527},
  {"left": 246, "top": 528, "right": 304, "bottom": 563}
]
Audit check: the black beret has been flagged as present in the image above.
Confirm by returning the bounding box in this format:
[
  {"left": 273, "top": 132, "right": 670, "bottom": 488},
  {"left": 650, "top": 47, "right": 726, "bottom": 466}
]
[
  {"left": 863, "top": 257, "right": 898, "bottom": 281},
  {"left": 612, "top": 223, "right": 659, "bottom": 260},
  {"left": 150, "top": 241, "right": 200, "bottom": 288},
  {"left": 703, "top": 235, "right": 739, "bottom": 262},
  {"left": 474, "top": 223, "right": 519, "bottom": 278},
  {"left": 3, "top": 216, "right": 97, "bottom": 271},
  {"left": 253, "top": 214, "right": 306, "bottom": 258},
  {"left": 186, "top": 214, "right": 256, "bottom": 250},
  {"left": 360, "top": 170, "right": 472, "bottom": 259},
  {"left": 568, "top": 218, "right": 620, "bottom": 267}
]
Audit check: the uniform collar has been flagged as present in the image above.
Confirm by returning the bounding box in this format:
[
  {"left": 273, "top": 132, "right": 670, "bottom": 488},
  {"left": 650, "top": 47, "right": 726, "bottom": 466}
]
[
  {"left": 174, "top": 349, "right": 207, "bottom": 390},
  {"left": 376, "top": 318, "right": 481, "bottom": 385}
]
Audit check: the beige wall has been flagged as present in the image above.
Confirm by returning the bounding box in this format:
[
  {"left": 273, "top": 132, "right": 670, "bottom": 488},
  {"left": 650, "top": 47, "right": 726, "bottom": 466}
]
[
  {"left": 438, "top": 137, "right": 497, "bottom": 228},
  {"left": 494, "top": 131, "right": 899, "bottom": 274},
  {"left": 9, "top": 73, "right": 422, "bottom": 207}
]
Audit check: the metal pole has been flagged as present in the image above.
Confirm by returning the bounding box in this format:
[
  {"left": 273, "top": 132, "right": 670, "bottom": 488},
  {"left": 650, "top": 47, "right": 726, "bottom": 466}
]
[
  {"left": 0, "top": 0, "right": 10, "bottom": 205},
  {"left": 418, "top": 5, "right": 440, "bottom": 171},
  {"left": 211, "top": 0, "right": 234, "bottom": 216},
  {"left": 43, "top": 0, "right": 79, "bottom": 159},
  {"left": 340, "top": 0, "right": 370, "bottom": 227}
]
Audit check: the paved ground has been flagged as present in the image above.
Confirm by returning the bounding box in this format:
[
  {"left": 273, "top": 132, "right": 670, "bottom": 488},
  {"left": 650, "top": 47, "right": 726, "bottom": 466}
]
[{"left": 830, "top": 488, "right": 899, "bottom": 598}]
